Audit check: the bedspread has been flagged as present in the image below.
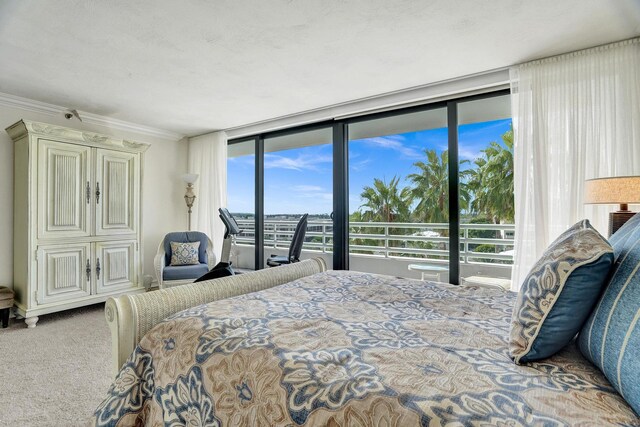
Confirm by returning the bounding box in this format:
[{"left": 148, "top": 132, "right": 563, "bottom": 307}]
[{"left": 92, "top": 270, "right": 639, "bottom": 426}]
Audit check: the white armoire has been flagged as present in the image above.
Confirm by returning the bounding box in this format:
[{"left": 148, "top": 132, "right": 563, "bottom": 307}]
[{"left": 6, "top": 120, "right": 149, "bottom": 328}]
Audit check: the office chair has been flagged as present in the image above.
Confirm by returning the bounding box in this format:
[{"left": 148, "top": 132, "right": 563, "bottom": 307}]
[{"left": 267, "top": 214, "right": 308, "bottom": 267}]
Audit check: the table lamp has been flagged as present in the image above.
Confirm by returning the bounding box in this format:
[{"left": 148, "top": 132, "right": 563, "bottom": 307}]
[{"left": 584, "top": 176, "right": 640, "bottom": 236}]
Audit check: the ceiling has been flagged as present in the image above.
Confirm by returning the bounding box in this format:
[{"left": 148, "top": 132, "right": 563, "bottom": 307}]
[{"left": 0, "top": 0, "right": 638, "bottom": 136}]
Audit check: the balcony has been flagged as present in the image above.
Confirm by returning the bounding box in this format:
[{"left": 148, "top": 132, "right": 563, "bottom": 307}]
[{"left": 231, "top": 219, "right": 513, "bottom": 286}]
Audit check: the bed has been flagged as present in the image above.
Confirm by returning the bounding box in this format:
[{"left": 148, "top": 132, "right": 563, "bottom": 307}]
[{"left": 93, "top": 266, "right": 639, "bottom": 426}]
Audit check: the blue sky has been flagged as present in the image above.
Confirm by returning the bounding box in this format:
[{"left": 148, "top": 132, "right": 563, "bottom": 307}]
[{"left": 227, "top": 118, "right": 512, "bottom": 215}]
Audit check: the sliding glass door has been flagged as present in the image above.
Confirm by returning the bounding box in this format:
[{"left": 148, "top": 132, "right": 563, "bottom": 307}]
[
  {"left": 457, "top": 95, "right": 513, "bottom": 287},
  {"left": 227, "top": 139, "right": 255, "bottom": 270},
  {"left": 263, "top": 128, "right": 334, "bottom": 269},
  {"left": 227, "top": 89, "right": 512, "bottom": 284},
  {"left": 347, "top": 108, "right": 450, "bottom": 280}
]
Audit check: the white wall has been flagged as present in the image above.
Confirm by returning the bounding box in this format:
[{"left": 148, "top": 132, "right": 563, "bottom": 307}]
[{"left": 0, "top": 105, "right": 188, "bottom": 290}]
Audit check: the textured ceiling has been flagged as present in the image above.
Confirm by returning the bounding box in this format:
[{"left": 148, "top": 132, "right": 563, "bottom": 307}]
[{"left": 0, "top": 0, "right": 638, "bottom": 136}]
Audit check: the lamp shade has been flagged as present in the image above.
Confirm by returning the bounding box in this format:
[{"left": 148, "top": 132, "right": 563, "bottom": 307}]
[
  {"left": 584, "top": 176, "right": 640, "bottom": 205},
  {"left": 182, "top": 173, "right": 199, "bottom": 184}
]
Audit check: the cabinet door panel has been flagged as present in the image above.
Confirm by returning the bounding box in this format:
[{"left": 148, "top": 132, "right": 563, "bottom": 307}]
[
  {"left": 37, "top": 244, "right": 92, "bottom": 304},
  {"left": 37, "top": 140, "right": 92, "bottom": 239},
  {"left": 95, "top": 240, "right": 137, "bottom": 294},
  {"left": 96, "top": 150, "right": 138, "bottom": 236}
]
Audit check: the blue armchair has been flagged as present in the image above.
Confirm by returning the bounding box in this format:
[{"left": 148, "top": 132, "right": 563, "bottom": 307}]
[{"left": 154, "top": 231, "right": 216, "bottom": 289}]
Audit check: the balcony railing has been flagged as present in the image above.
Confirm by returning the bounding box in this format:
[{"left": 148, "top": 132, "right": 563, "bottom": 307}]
[{"left": 233, "top": 219, "right": 514, "bottom": 266}]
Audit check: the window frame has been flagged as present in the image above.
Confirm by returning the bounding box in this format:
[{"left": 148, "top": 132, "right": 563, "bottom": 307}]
[{"left": 228, "top": 88, "right": 510, "bottom": 282}]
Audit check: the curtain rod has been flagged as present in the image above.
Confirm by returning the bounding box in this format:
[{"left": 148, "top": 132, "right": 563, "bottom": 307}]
[{"left": 517, "top": 37, "right": 639, "bottom": 68}]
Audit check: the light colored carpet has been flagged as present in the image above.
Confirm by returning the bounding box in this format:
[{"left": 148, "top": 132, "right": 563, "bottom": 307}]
[{"left": 0, "top": 304, "right": 113, "bottom": 426}]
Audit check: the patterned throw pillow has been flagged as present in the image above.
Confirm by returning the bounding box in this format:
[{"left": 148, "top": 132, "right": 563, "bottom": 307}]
[
  {"left": 510, "top": 219, "right": 614, "bottom": 364},
  {"left": 170, "top": 241, "right": 201, "bottom": 266},
  {"left": 579, "top": 213, "right": 640, "bottom": 416}
]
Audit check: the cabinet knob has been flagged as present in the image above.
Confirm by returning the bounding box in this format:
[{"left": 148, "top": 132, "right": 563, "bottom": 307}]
[
  {"left": 96, "top": 257, "right": 101, "bottom": 280},
  {"left": 86, "top": 259, "right": 91, "bottom": 281},
  {"left": 96, "top": 182, "right": 101, "bottom": 204}
]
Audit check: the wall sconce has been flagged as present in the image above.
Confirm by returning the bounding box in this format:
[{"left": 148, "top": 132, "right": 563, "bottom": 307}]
[
  {"left": 182, "top": 173, "right": 199, "bottom": 231},
  {"left": 585, "top": 176, "right": 640, "bottom": 236}
]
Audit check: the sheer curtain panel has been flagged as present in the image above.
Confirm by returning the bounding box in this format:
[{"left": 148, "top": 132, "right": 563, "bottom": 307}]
[
  {"left": 510, "top": 38, "right": 640, "bottom": 291},
  {"left": 188, "top": 131, "right": 228, "bottom": 261}
]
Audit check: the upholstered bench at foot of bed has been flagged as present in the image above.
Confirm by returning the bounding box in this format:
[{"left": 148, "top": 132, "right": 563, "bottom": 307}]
[{"left": 105, "top": 258, "right": 327, "bottom": 376}]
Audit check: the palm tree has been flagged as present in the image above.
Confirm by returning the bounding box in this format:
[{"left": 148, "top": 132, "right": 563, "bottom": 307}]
[
  {"left": 465, "top": 156, "right": 487, "bottom": 215},
  {"left": 467, "top": 128, "right": 514, "bottom": 223},
  {"left": 358, "top": 176, "right": 412, "bottom": 223},
  {"left": 408, "top": 149, "right": 470, "bottom": 223}
]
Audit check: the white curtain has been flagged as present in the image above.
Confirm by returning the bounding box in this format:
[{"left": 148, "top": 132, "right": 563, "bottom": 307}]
[
  {"left": 188, "top": 131, "right": 228, "bottom": 261},
  {"left": 510, "top": 38, "right": 640, "bottom": 291}
]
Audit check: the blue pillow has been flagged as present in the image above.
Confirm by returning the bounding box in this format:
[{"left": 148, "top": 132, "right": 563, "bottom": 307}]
[
  {"left": 510, "top": 219, "right": 614, "bottom": 364},
  {"left": 579, "top": 213, "right": 640, "bottom": 416}
]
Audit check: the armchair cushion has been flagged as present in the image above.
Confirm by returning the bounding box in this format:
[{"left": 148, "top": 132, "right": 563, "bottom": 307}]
[
  {"left": 163, "top": 231, "right": 209, "bottom": 265},
  {"left": 162, "top": 263, "right": 210, "bottom": 281},
  {"left": 170, "top": 241, "right": 201, "bottom": 265}
]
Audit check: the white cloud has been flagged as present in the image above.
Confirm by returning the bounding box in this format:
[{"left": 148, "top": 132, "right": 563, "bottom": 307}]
[
  {"left": 290, "top": 184, "right": 332, "bottom": 201},
  {"left": 293, "top": 185, "right": 324, "bottom": 192},
  {"left": 350, "top": 158, "right": 372, "bottom": 172},
  {"left": 264, "top": 153, "right": 332, "bottom": 171},
  {"left": 359, "top": 135, "right": 422, "bottom": 159}
]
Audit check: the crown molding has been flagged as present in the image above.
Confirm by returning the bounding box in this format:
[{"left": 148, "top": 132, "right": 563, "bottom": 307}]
[
  {"left": 0, "top": 91, "right": 183, "bottom": 141},
  {"left": 0, "top": 91, "right": 61, "bottom": 115},
  {"left": 79, "top": 111, "right": 184, "bottom": 141}
]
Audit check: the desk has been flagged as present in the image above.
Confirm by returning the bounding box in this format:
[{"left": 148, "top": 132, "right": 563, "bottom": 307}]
[{"left": 407, "top": 264, "right": 448, "bottom": 282}]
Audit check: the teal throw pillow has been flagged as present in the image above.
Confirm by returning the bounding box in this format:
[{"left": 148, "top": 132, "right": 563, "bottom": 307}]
[{"left": 510, "top": 219, "right": 614, "bottom": 364}]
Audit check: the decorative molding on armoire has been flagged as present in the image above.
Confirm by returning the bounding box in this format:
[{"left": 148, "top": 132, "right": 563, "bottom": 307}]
[{"left": 0, "top": 91, "right": 183, "bottom": 141}]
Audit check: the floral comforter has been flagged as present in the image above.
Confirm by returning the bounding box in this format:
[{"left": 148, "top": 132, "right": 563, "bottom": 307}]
[{"left": 92, "top": 270, "right": 639, "bottom": 426}]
